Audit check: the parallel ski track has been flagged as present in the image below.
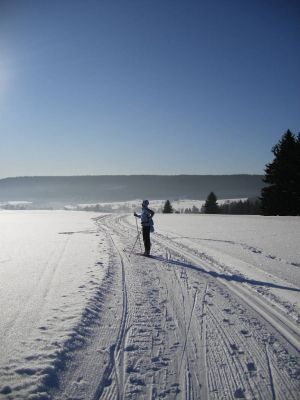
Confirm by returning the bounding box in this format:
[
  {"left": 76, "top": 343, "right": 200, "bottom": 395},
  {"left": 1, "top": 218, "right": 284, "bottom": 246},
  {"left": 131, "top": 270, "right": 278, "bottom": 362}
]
[
  {"left": 100, "top": 215, "right": 210, "bottom": 399},
  {"left": 92, "top": 220, "right": 129, "bottom": 400},
  {"left": 98, "top": 214, "right": 300, "bottom": 399},
  {"left": 117, "top": 214, "right": 300, "bottom": 355}
]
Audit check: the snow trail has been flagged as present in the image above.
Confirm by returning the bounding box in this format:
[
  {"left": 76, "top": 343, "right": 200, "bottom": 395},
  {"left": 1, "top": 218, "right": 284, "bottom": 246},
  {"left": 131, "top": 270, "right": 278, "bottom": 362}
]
[
  {"left": 82, "top": 214, "right": 299, "bottom": 399},
  {"left": 1, "top": 212, "right": 299, "bottom": 399}
]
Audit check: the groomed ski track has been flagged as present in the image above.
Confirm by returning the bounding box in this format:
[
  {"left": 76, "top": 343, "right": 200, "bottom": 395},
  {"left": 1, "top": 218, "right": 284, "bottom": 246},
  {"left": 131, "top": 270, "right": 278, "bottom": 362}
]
[{"left": 52, "top": 214, "right": 300, "bottom": 400}]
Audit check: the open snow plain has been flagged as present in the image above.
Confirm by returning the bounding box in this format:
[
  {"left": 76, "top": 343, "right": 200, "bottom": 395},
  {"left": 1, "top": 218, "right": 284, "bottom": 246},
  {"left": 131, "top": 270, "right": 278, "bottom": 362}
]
[{"left": 0, "top": 211, "right": 299, "bottom": 399}]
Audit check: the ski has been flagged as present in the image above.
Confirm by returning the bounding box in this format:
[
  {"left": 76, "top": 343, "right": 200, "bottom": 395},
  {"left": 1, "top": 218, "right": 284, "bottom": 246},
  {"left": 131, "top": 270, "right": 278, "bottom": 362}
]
[
  {"left": 123, "top": 249, "right": 153, "bottom": 258},
  {"left": 134, "top": 252, "right": 153, "bottom": 258}
]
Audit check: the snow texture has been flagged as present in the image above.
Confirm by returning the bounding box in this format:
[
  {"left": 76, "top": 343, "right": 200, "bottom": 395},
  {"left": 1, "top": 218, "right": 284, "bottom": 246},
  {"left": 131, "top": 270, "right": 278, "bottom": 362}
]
[{"left": 0, "top": 211, "right": 299, "bottom": 399}]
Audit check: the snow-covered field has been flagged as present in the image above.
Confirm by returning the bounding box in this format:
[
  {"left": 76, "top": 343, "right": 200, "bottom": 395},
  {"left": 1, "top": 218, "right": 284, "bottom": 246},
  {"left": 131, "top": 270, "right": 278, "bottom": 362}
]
[
  {"left": 0, "top": 211, "right": 299, "bottom": 399},
  {"left": 0, "top": 211, "right": 108, "bottom": 399}
]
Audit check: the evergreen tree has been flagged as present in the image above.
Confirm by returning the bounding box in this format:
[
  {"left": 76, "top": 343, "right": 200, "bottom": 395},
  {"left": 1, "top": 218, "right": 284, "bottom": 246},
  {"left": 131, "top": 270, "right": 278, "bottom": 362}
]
[
  {"left": 296, "top": 132, "right": 300, "bottom": 213},
  {"left": 261, "top": 130, "right": 300, "bottom": 215},
  {"left": 218, "top": 198, "right": 261, "bottom": 215},
  {"left": 191, "top": 205, "right": 200, "bottom": 213},
  {"left": 163, "top": 200, "right": 173, "bottom": 213},
  {"left": 204, "top": 192, "right": 220, "bottom": 214}
]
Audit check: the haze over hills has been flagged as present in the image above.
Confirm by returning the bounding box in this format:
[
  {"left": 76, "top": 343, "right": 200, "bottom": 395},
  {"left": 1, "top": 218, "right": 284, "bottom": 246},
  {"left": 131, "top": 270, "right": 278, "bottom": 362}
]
[{"left": 0, "top": 175, "right": 264, "bottom": 208}]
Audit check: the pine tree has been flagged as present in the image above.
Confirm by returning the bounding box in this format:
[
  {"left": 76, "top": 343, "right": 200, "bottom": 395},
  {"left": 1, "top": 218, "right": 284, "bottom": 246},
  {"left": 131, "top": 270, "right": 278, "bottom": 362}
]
[
  {"left": 218, "top": 198, "right": 261, "bottom": 215},
  {"left": 261, "top": 130, "right": 300, "bottom": 215},
  {"left": 296, "top": 132, "right": 300, "bottom": 213},
  {"left": 204, "top": 192, "right": 220, "bottom": 214},
  {"left": 191, "top": 205, "right": 199, "bottom": 213},
  {"left": 162, "top": 200, "right": 173, "bottom": 214}
]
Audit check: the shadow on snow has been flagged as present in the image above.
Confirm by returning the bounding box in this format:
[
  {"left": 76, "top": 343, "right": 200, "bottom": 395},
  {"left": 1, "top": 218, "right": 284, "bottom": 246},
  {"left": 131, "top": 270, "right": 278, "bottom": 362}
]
[{"left": 151, "top": 255, "right": 300, "bottom": 293}]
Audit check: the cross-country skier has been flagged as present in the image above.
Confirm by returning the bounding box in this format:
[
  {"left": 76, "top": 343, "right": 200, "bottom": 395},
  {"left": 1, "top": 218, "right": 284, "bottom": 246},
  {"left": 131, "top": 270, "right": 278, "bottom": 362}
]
[{"left": 134, "top": 200, "right": 155, "bottom": 256}]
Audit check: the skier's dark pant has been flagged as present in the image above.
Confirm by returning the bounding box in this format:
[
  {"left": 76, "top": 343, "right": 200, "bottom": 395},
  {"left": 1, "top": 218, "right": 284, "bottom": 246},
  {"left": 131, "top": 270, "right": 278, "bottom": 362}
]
[{"left": 142, "top": 226, "right": 151, "bottom": 253}]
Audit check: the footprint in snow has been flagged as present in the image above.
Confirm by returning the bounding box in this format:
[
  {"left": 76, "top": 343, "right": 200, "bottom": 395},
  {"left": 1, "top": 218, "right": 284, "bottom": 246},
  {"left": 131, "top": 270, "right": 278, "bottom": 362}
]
[
  {"left": 15, "top": 367, "right": 37, "bottom": 376},
  {"left": 129, "top": 376, "right": 146, "bottom": 386},
  {"left": 230, "top": 343, "right": 244, "bottom": 355},
  {"left": 126, "top": 365, "right": 139, "bottom": 373},
  {"left": 0, "top": 386, "right": 12, "bottom": 395},
  {"left": 247, "top": 362, "right": 256, "bottom": 373},
  {"left": 39, "top": 326, "right": 48, "bottom": 331},
  {"left": 125, "top": 344, "right": 139, "bottom": 352},
  {"left": 234, "top": 388, "right": 246, "bottom": 398},
  {"left": 240, "top": 329, "right": 251, "bottom": 337}
]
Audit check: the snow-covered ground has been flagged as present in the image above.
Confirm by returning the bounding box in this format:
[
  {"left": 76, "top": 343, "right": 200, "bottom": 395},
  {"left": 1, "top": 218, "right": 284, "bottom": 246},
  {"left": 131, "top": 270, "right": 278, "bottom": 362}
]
[
  {"left": 0, "top": 211, "right": 299, "bottom": 399},
  {"left": 0, "top": 211, "right": 108, "bottom": 399},
  {"left": 153, "top": 214, "right": 300, "bottom": 321}
]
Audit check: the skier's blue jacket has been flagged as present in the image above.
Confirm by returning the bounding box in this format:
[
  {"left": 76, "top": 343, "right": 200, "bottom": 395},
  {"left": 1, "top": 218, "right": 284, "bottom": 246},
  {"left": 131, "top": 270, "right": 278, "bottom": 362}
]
[{"left": 136, "top": 207, "right": 155, "bottom": 227}]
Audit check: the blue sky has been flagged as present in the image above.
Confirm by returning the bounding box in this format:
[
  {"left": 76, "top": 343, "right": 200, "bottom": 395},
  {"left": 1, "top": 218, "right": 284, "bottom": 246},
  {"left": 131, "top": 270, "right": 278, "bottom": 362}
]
[{"left": 0, "top": 0, "right": 299, "bottom": 178}]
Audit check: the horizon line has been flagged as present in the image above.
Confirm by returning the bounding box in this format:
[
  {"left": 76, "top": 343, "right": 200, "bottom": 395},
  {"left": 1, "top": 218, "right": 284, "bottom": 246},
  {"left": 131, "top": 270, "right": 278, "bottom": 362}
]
[{"left": 0, "top": 173, "right": 264, "bottom": 180}]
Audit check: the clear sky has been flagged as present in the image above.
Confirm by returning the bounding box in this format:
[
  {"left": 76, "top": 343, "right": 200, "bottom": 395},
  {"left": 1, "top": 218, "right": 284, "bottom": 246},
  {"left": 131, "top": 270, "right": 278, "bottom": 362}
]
[{"left": 0, "top": 0, "right": 299, "bottom": 178}]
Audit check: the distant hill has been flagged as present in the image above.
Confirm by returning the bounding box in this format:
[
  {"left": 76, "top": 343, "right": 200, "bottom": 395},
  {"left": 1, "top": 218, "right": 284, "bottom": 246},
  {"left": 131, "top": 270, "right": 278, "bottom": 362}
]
[{"left": 0, "top": 175, "right": 264, "bottom": 207}]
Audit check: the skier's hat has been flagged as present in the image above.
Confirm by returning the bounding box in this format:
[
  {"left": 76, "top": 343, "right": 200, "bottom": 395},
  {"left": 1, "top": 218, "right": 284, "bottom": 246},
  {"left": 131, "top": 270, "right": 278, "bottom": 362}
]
[{"left": 142, "top": 199, "right": 149, "bottom": 207}]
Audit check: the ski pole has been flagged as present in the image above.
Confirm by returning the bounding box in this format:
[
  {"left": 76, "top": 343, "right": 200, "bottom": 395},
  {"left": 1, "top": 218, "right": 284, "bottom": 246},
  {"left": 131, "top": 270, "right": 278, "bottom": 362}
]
[{"left": 129, "top": 230, "right": 141, "bottom": 257}]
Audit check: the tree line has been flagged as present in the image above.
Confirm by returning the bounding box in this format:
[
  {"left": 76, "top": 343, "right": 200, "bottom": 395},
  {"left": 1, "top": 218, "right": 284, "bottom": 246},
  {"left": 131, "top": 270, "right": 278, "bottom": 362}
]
[
  {"left": 200, "top": 194, "right": 261, "bottom": 215},
  {"left": 162, "top": 196, "right": 261, "bottom": 215},
  {"left": 162, "top": 129, "right": 300, "bottom": 216}
]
